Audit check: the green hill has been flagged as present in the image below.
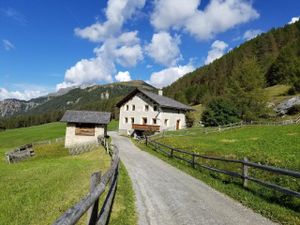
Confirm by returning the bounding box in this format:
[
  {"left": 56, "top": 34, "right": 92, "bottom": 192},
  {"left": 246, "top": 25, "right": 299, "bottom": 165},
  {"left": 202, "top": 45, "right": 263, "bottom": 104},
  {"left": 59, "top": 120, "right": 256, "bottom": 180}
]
[
  {"left": 0, "top": 80, "right": 155, "bottom": 129},
  {"left": 164, "top": 21, "right": 300, "bottom": 105}
]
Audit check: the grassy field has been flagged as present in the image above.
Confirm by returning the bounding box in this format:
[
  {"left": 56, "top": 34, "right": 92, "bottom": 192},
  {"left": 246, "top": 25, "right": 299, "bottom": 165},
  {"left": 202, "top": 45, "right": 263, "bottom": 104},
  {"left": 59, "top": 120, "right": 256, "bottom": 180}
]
[
  {"left": 0, "top": 123, "right": 136, "bottom": 225},
  {"left": 136, "top": 124, "right": 300, "bottom": 225}
]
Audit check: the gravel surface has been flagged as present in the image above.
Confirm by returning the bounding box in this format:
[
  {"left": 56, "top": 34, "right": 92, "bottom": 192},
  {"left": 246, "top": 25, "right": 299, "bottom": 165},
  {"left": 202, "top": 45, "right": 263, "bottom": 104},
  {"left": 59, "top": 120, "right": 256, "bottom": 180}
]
[{"left": 110, "top": 132, "right": 277, "bottom": 225}]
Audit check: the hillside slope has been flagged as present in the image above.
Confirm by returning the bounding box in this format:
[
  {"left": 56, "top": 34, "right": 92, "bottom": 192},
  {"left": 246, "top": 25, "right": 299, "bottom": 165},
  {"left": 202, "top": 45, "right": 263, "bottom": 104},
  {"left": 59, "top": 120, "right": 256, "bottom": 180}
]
[
  {"left": 0, "top": 80, "right": 156, "bottom": 129},
  {"left": 164, "top": 21, "right": 300, "bottom": 105}
]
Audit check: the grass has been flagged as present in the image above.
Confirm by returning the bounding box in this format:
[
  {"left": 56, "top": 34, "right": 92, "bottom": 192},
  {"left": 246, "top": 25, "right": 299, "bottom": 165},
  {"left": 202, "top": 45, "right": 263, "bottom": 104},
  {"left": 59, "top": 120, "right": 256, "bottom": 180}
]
[
  {"left": 109, "top": 163, "right": 137, "bottom": 225},
  {"left": 0, "top": 122, "right": 65, "bottom": 152},
  {"left": 108, "top": 119, "right": 119, "bottom": 131},
  {"left": 0, "top": 122, "right": 136, "bottom": 225},
  {"left": 135, "top": 124, "right": 300, "bottom": 225}
]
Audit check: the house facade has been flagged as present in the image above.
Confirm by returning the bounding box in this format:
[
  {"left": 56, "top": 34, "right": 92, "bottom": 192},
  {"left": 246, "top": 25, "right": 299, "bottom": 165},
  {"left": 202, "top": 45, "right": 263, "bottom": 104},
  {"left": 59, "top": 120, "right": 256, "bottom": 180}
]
[
  {"left": 116, "top": 89, "right": 193, "bottom": 136},
  {"left": 61, "top": 110, "right": 111, "bottom": 148}
]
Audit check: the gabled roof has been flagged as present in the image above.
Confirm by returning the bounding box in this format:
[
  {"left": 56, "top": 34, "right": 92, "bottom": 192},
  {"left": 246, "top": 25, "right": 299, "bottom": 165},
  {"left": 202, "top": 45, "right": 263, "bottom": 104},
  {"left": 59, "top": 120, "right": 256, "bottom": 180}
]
[
  {"left": 61, "top": 110, "right": 111, "bottom": 125},
  {"left": 116, "top": 88, "right": 193, "bottom": 111}
]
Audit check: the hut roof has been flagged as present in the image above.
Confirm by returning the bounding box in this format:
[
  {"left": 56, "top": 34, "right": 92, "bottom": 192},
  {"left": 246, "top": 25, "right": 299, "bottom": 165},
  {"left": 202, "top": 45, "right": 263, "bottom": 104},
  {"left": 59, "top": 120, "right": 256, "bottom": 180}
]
[{"left": 61, "top": 110, "right": 111, "bottom": 125}]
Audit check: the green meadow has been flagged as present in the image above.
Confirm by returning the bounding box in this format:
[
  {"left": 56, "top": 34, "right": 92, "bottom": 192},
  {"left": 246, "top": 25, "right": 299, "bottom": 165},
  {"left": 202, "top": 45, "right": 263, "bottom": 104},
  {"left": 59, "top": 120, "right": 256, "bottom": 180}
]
[
  {"left": 0, "top": 122, "right": 135, "bottom": 225},
  {"left": 136, "top": 124, "right": 300, "bottom": 225}
]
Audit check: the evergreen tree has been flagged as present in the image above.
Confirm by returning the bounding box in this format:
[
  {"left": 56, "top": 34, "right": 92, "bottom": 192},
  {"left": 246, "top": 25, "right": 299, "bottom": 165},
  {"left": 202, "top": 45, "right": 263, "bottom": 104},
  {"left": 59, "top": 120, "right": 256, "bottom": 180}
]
[{"left": 227, "top": 57, "right": 268, "bottom": 121}]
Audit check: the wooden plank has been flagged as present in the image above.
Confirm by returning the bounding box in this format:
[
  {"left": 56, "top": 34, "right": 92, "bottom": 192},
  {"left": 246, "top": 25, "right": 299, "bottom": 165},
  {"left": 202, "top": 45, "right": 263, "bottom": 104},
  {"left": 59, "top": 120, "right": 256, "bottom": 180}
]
[
  {"left": 97, "top": 166, "right": 118, "bottom": 225},
  {"left": 132, "top": 124, "right": 160, "bottom": 131},
  {"left": 87, "top": 172, "right": 101, "bottom": 225},
  {"left": 76, "top": 127, "right": 95, "bottom": 136},
  {"left": 247, "top": 176, "right": 300, "bottom": 198}
]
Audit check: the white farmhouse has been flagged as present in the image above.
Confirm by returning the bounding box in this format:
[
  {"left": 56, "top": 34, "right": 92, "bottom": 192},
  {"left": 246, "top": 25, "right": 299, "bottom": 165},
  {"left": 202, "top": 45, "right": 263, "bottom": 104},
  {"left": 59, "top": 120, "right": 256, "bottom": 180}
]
[
  {"left": 61, "top": 110, "right": 111, "bottom": 148},
  {"left": 116, "top": 88, "right": 193, "bottom": 136}
]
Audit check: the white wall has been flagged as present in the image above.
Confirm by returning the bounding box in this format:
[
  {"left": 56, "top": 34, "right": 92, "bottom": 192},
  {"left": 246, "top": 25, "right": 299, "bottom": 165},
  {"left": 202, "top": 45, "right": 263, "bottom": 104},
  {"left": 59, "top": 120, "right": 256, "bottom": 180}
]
[
  {"left": 65, "top": 123, "right": 106, "bottom": 148},
  {"left": 118, "top": 93, "right": 187, "bottom": 135}
]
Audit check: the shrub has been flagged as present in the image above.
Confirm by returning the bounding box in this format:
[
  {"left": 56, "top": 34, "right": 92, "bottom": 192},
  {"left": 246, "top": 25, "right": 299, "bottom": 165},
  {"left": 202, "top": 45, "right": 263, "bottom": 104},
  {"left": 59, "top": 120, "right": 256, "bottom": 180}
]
[
  {"left": 201, "top": 98, "right": 240, "bottom": 127},
  {"left": 185, "top": 112, "right": 195, "bottom": 128},
  {"left": 288, "top": 80, "right": 300, "bottom": 95},
  {"left": 286, "top": 104, "right": 300, "bottom": 115}
]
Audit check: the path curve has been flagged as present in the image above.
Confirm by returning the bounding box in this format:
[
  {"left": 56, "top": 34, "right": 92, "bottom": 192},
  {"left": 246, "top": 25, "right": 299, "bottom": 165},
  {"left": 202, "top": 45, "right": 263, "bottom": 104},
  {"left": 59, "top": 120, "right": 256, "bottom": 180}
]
[{"left": 110, "top": 132, "right": 277, "bottom": 225}]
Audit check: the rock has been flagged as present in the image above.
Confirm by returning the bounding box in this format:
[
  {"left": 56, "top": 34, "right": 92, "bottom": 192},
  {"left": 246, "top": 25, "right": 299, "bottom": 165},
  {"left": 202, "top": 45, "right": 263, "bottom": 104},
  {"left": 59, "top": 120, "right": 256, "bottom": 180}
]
[
  {"left": 0, "top": 99, "right": 39, "bottom": 117},
  {"left": 276, "top": 96, "right": 300, "bottom": 114}
]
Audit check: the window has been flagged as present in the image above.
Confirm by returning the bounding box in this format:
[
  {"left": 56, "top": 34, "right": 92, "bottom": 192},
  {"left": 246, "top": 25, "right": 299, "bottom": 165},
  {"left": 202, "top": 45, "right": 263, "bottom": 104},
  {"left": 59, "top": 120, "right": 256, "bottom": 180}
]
[
  {"left": 153, "top": 105, "right": 158, "bottom": 111},
  {"left": 142, "top": 117, "right": 147, "bottom": 125},
  {"left": 145, "top": 105, "right": 149, "bottom": 111},
  {"left": 152, "top": 118, "right": 157, "bottom": 125},
  {"left": 131, "top": 117, "right": 135, "bottom": 124},
  {"left": 75, "top": 123, "right": 95, "bottom": 136},
  {"left": 125, "top": 117, "right": 128, "bottom": 123},
  {"left": 164, "top": 119, "right": 168, "bottom": 126},
  {"left": 126, "top": 105, "right": 129, "bottom": 111},
  {"left": 132, "top": 105, "right": 135, "bottom": 111}
]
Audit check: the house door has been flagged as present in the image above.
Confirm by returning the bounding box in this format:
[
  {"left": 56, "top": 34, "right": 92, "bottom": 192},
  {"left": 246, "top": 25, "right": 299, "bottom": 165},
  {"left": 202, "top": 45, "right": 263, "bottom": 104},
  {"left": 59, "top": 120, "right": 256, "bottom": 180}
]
[{"left": 176, "top": 120, "right": 180, "bottom": 130}]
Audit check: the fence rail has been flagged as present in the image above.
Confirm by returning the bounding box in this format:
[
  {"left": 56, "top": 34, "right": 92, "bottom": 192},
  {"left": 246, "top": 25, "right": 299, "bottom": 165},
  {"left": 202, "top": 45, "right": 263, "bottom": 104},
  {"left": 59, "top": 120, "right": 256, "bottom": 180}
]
[
  {"left": 52, "top": 137, "right": 120, "bottom": 225},
  {"left": 145, "top": 137, "right": 300, "bottom": 199}
]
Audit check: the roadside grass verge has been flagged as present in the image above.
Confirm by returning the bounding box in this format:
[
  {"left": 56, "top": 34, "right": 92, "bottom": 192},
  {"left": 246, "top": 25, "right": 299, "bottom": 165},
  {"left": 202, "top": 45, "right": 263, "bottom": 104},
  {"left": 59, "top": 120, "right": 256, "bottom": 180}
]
[
  {"left": 109, "top": 162, "right": 137, "bottom": 225},
  {"left": 133, "top": 124, "right": 300, "bottom": 225}
]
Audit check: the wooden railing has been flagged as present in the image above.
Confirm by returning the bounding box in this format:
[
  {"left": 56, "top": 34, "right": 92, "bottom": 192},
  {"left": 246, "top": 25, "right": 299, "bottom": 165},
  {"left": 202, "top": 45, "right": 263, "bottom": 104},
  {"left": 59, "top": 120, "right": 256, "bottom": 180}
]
[
  {"left": 132, "top": 124, "right": 160, "bottom": 131},
  {"left": 145, "top": 137, "right": 300, "bottom": 199},
  {"left": 52, "top": 139, "right": 120, "bottom": 225}
]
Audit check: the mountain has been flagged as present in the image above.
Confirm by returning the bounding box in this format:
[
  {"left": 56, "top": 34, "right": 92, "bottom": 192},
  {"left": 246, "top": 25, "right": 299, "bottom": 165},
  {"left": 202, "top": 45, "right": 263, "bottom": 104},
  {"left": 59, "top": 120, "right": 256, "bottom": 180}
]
[
  {"left": 164, "top": 21, "right": 300, "bottom": 105},
  {"left": 0, "top": 80, "right": 156, "bottom": 128}
]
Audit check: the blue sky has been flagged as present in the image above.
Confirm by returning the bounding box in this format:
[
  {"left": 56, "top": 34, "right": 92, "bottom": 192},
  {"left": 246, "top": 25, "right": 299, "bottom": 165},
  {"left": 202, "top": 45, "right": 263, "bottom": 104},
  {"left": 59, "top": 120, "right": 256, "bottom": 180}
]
[{"left": 0, "top": 0, "right": 299, "bottom": 100}]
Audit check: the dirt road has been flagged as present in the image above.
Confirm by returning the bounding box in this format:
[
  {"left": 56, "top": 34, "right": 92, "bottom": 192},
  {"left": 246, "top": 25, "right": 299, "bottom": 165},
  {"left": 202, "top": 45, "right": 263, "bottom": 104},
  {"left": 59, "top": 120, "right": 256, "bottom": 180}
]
[{"left": 110, "top": 132, "right": 277, "bottom": 225}]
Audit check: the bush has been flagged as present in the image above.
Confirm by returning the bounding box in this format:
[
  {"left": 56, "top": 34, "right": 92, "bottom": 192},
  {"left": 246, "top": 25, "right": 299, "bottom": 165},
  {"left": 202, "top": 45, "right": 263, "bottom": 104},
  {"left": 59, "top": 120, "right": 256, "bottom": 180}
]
[
  {"left": 288, "top": 80, "right": 300, "bottom": 95},
  {"left": 201, "top": 98, "right": 240, "bottom": 127},
  {"left": 286, "top": 104, "right": 300, "bottom": 115},
  {"left": 185, "top": 112, "right": 195, "bottom": 128}
]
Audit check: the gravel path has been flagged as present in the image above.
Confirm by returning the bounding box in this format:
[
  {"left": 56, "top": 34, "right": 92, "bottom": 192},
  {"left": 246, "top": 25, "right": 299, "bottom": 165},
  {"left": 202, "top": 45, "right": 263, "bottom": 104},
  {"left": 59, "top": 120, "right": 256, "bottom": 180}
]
[{"left": 110, "top": 132, "right": 277, "bottom": 225}]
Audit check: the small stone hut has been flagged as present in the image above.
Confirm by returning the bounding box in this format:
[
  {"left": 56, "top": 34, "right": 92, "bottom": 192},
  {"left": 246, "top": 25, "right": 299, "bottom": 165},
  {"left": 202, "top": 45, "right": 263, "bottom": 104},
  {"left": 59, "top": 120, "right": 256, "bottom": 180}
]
[{"left": 61, "top": 110, "right": 111, "bottom": 148}]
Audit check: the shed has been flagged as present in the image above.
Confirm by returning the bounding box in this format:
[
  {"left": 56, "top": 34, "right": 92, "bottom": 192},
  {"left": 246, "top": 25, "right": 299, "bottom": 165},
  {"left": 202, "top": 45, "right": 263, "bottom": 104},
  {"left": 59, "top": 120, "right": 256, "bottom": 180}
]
[{"left": 61, "top": 110, "right": 111, "bottom": 148}]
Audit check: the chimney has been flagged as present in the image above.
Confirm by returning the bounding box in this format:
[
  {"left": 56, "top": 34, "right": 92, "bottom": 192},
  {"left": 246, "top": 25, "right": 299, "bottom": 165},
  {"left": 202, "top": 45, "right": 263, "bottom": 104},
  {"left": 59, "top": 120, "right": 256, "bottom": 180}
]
[{"left": 158, "top": 89, "right": 163, "bottom": 96}]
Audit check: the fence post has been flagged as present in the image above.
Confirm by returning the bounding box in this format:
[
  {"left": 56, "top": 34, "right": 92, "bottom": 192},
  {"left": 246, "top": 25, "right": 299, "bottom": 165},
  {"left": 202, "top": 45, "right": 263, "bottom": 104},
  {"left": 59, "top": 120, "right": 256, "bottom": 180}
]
[
  {"left": 243, "top": 157, "right": 248, "bottom": 188},
  {"left": 106, "top": 141, "right": 109, "bottom": 154},
  {"left": 170, "top": 148, "right": 173, "bottom": 158},
  {"left": 87, "top": 172, "right": 101, "bottom": 225},
  {"left": 192, "top": 154, "right": 195, "bottom": 168},
  {"left": 145, "top": 136, "right": 148, "bottom": 146}
]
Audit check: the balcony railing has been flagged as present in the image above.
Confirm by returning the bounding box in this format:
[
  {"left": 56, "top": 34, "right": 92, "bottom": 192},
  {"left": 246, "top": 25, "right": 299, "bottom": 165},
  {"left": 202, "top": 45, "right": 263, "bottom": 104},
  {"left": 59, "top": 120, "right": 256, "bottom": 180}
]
[{"left": 132, "top": 124, "right": 160, "bottom": 131}]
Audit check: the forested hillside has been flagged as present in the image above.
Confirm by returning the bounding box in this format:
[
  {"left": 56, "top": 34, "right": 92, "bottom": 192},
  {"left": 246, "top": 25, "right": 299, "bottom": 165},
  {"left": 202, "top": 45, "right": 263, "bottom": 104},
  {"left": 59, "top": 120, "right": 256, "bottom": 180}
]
[
  {"left": 0, "top": 81, "right": 155, "bottom": 129},
  {"left": 164, "top": 21, "right": 300, "bottom": 105}
]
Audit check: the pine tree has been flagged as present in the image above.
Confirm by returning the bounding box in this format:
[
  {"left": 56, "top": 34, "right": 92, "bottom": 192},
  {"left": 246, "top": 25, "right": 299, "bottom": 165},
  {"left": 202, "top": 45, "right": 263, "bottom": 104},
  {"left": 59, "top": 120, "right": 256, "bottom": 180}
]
[{"left": 227, "top": 57, "right": 268, "bottom": 121}]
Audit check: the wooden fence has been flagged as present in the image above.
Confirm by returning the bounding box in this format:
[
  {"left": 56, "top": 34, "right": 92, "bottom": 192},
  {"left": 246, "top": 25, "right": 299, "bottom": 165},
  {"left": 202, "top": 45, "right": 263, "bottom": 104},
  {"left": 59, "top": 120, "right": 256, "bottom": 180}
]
[
  {"left": 203, "top": 117, "right": 300, "bottom": 134},
  {"left": 145, "top": 137, "right": 300, "bottom": 199},
  {"left": 52, "top": 139, "right": 120, "bottom": 225}
]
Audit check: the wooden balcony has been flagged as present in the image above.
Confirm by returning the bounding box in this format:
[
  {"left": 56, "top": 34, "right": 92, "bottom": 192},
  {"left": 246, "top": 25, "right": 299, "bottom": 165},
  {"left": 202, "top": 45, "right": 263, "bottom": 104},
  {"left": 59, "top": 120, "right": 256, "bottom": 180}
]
[{"left": 132, "top": 124, "right": 160, "bottom": 131}]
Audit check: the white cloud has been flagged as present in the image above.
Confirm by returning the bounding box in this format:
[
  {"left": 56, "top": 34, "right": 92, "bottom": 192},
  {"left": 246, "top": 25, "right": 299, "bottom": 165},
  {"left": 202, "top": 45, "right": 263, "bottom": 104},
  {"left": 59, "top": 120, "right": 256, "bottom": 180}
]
[
  {"left": 146, "top": 32, "right": 182, "bottom": 67},
  {"left": 0, "top": 87, "right": 46, "bottom": 101},
  {"left": 115, "top": 71, "right": 132, "bottom": 82},
  {"left": 151, "top": 0, "right": 200, "bottom": 30},
  {"left": 2, "top": 39, "right": 15, "bottom": 51},
  {"left": 205, "top": 40, "right": 228, "bottom": 65},
  {"left": 151, "top": 0, "right": 259, "bottom": 40},
  {"left": 243, "top": 29, "right": 262, "bottom": 40},
  {"left": 74, "top": 0, "right": 145, "bottom": 42},
  {"left": 288, "top": 16, "right": 299, "bottom": 24},
  {"left": 148, "top": 64, "right": 195, "bottom": 88},
  {"left": 59, "top": 0, "right": 145, "bottom": 89}
]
